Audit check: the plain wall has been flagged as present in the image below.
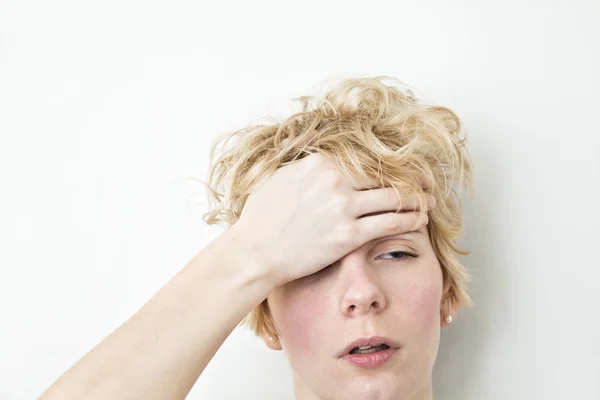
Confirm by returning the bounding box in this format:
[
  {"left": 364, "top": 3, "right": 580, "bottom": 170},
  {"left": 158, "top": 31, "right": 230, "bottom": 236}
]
[{"left": 1, "top": 0, "right": 599, "bottom": 399}]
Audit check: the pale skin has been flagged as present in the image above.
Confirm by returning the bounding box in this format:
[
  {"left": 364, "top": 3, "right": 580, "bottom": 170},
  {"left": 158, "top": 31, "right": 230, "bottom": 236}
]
[
  {"left": 263, "top": 224, "right": 455, "bottom": 400},
  {"left": 39, "top": 153, "right": 454, "bottom": 400}
]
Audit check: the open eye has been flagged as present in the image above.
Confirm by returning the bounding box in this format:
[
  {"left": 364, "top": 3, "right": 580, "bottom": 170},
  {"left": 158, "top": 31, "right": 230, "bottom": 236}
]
[{"left": 378, "top": 251, "right": 418, "bottom": 260}]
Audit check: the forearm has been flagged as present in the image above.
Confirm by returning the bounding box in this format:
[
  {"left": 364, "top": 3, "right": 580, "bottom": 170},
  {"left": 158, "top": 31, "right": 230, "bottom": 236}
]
[{"left": 39, "top": 227, "right": 274, "bottom": 400}]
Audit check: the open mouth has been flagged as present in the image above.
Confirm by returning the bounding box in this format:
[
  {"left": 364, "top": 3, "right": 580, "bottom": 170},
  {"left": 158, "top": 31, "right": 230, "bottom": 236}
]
[
  {"left": 349, "top": 344, "right": 391, "bottom": 354},
  {"left": 341, "top": 344, "right": 398, "bottom": 369},
  {"left": 338, "top": 335, "right": 400, "bottom": 362}
]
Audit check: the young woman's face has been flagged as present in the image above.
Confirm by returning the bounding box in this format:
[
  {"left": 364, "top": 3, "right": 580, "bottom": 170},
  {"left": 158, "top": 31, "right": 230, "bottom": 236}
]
[{"left": 265, "top": 224, "right": 451, "bottom": 400}]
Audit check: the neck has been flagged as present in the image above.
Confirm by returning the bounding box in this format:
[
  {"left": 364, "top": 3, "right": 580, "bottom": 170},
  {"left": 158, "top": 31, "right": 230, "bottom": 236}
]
[
  {"left": 293, "top": 372, "right": 433, "bottom": 400},
  {"left": 411, "top": 375, "right": 433, "bottom": 400}
]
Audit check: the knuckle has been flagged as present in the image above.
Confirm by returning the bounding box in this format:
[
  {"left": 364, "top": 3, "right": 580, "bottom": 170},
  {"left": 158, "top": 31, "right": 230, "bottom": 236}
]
[
  {"left": 384, "top": 215, "right": 401, "bottom": 234},
  {"left": 384, "top": 212, "right": 419, "bottom": 234},
  {"left": 323, "top": 169, "right": 345, "bottom": 188},
  {"left": 338, "top": 221, "right": 358, "bottom": 241},
  {"left": 309, "top": 152, "right": 329, "bottom": 167},
  {"left": 333, "top": 193, "right": 352, "bottom": 213}
]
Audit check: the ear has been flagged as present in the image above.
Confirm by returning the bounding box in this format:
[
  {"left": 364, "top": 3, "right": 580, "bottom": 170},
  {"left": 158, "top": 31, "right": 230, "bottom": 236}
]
[
  {"left": 260, "top": 333, "right": 283, "bottom": 351},
  {"left": 440, "top": 299, "right": 460, "bottom": 327},
  {"left": 258, "top": 300, "right": 283, "bottom": 350}
]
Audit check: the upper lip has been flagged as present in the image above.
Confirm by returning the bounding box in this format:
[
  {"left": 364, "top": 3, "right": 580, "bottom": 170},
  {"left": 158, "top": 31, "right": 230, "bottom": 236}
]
[{"left": 338, "top": 335, "right": 401, "bottom": 357}]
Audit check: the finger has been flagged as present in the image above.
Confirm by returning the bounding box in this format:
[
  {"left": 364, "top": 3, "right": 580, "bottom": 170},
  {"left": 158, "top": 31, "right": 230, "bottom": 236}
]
[
  {"left": 348, "top": 173, "right": 434, "bottom": 192},
  {"left": 354, "top": 211, "right": 429, "bottom": 244},
  {"left": 351, "top": 188, "right": 436, "bottom": 217}
]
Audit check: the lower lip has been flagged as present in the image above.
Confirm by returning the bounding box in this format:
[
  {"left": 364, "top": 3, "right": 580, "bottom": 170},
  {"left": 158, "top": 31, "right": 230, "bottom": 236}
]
[{"left": 341, "top": 348, "right": 399, "bottom": 369}]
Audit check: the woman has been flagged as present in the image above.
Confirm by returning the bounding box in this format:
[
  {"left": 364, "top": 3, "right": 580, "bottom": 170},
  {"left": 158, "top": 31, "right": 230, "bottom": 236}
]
[{"left": 40, "top": 76, "right": 473, "bottom": 400}]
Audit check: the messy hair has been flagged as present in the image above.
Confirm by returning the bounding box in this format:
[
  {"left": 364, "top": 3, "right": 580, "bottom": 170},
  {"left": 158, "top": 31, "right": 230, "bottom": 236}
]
[{"left": 200, "top": 75, "right": 473, "bottom": 339}]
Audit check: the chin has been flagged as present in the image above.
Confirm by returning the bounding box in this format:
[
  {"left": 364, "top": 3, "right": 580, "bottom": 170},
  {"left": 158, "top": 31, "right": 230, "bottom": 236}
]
[{"left": 336, "top": 378, "right": 408, "bottom": 400}]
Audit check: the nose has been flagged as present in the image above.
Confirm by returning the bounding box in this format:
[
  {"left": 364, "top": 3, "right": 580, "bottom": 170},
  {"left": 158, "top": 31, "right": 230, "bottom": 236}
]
[{"left": 339, "top": 255, "right": 387, "bottom": 317}]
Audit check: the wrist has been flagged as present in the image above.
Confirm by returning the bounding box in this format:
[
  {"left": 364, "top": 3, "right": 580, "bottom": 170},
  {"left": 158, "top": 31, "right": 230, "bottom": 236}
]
[{"left": 207, "top": 223, "right": 279, "bottom": 294}]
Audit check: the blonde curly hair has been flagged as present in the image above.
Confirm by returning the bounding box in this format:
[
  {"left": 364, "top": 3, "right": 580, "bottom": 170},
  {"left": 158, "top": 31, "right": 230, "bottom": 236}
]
[{"left": 199, "top": 75, "right": 473, "bottom": 339}]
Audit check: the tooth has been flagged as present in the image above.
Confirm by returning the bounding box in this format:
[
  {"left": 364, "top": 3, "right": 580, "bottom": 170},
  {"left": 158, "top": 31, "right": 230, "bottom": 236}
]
[{"left": 358, "top": 346, "right": 372, "bottom": 350}]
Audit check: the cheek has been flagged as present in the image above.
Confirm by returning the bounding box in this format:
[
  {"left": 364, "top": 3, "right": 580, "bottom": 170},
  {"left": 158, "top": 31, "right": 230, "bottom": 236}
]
[
  {"left": 270, "top": 288, "right": 328, "bottom": 354},
  {"left": 394, "top": 265, "right": 443, "bottom": 332},
  {"left": 408, "top": 285, "right": 442, "bottom": 325}
]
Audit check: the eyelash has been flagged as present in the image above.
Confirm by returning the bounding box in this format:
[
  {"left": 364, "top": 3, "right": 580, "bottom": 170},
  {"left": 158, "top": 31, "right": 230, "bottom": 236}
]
[
  {"left": 300, "top": 250, "right": 418, "bottom": 281},
  {"left": 378, "top": 251, "right": 418, "bottom": 260}
]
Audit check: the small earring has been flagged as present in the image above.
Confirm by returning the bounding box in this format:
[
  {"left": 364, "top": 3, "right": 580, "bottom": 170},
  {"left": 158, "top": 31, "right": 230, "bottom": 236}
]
[
  {"left": 268, "top": 336, "right": 276, "bottom": 343},
  {"left": 445, "top": 315, "right": 453, "bottom": 323}
]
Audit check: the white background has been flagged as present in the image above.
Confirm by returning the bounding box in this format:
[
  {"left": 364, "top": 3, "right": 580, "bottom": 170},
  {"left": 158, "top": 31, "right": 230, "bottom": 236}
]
[{"left": 1, "top": 1, "right": 599, "bottom": 399}]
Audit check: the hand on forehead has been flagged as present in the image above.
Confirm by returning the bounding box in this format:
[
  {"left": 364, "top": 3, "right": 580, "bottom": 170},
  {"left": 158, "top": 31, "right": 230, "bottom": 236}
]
[{"left": 349, "top": 173, "right": 433, "bottom": 193}]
